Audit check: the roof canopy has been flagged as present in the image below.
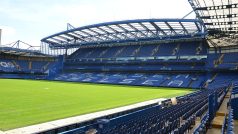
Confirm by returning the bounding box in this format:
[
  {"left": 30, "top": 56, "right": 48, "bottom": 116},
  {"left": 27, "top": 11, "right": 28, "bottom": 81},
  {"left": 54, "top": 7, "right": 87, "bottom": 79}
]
[
  {"left": 188, "top": 0, "right": 238, "bottom": 35},
  {"left": 0, "top": 40, "right": 42, "bottom": 56},
  {"left": 41, "top": 19, "right": 206, "bottom": 49}
]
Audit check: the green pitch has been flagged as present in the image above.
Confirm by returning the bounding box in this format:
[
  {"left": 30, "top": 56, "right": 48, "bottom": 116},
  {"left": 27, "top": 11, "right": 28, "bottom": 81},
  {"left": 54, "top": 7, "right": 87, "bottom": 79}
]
[{"left": 0, "top": 79, "right": 193, "bottom": 131}]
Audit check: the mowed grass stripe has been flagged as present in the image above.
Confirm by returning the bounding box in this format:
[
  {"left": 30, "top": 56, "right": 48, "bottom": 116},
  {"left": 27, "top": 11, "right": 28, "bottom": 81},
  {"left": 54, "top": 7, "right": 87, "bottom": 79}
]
[{"left": 0, "top": 79, "right": 193, "bottom": 130}]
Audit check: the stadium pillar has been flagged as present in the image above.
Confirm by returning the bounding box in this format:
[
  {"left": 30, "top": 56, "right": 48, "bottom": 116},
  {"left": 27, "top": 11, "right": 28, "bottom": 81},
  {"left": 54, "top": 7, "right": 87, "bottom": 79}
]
[{"left": 65, "top": 48, "right": 68, "bottom": 56}]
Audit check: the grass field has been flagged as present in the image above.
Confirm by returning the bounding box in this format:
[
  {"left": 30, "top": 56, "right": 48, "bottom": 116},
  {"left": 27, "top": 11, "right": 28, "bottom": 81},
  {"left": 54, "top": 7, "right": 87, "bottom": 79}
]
[{"left": 0, "top": 79, "right": 193, "bottom": 131}]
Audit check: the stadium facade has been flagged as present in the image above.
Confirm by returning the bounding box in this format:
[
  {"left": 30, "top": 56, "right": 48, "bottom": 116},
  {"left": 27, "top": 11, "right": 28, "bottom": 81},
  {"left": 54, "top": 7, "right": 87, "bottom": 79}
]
[{"left": 0, "top": 0, "right": 238, "bottom": 133}]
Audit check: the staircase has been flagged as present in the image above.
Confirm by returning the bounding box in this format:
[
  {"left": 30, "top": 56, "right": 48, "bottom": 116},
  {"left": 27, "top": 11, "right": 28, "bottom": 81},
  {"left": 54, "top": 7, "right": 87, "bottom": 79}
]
[
  {"left": 131, "top": 46, "right": 142, "bottom": 56},
  {"left": 12, "top": 60, "right": 21, "bottom": 70},
  {"left": 207, "top": 89, "right": 231, "bottom": 133},
  {"left": 99, "top": 48, "right": 109, "bottom": 57},
  {"left": 188, "top": 79, "right": 195, "bottom": 88},
  {"left": 160, "top": 77, "right": 170, "bottom": 86},
  {"left": 114, "top": 47, "right": 125, "bottom": 57},
  {"left": 29, "top": 61, "right": 32, "bottom": 70},
  {"left": 211, "top": 73, "right": 218, "bottom": 80},
  {"left": 172, "top": 44, "right": 180, "bottom": 55},
  {"left": 151, "top": 45, "right": 160, "bottom": 56},
  {"left": 204, "top": 73, "right": 218, "bottom": 88},
  {"left": 85, "top": 50, "right": 94, "bottom": 58},
  {"left": 214, "top": 54, "right": 224, "bottom": 67},
  {"left": 42, "top": 62, "right": 51, "bottom": 71}
]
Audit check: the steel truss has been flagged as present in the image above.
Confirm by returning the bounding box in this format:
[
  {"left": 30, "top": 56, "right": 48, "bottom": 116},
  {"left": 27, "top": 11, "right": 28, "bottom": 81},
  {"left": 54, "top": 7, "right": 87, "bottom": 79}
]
[
  {"left": 41, "top": 19, "right": 206, "bottom": 49},
  {"left": 188, "top": 0, "right": 238, "bottom": 35}
]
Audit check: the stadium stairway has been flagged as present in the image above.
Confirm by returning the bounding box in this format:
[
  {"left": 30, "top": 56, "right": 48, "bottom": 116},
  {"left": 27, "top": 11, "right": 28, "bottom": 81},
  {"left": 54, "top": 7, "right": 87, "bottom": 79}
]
[
  {"left": 151, "top": 45, "right": 160, "bottom": 56},
  {"left": 42, "top": 62, "right": 51, "bottom": 71},
  {"left": 235, "top": 120, "right": 238, "bottom": 134},
  {"left": 188, "top": 79, "right": 195, "bottom": 88},
  {"left": 206, "top": 86, "right": 235, "bottom": 134},
  {"left": 214, "top": 54, "right": 224, "bottom": 68},
  {"left": 85, "top": 50, "right": 94, "bottom": 58},
  {"left": 12, "top": 60, "right": 21, "bottom": 70},
  {"left": 29, "top": 61, "right": 32, "bottom": 70},
  {"left": 114, "top": 47, "right": 126, "bottom": 57},
  {"left": 204, "top": 73, "right": 218, "bottom": 88}
]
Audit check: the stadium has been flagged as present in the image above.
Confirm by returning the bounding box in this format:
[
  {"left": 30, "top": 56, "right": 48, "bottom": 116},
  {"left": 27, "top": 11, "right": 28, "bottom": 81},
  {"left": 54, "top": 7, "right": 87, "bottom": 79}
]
[{"left": 0, "top": 0, "right": 238, "bottom": 134}]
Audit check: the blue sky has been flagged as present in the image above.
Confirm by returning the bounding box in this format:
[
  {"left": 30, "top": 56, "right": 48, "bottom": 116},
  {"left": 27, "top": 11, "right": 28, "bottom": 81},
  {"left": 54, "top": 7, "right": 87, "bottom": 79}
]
[{"left": 0, "top": 0, "right": 195, "bottom": 47}]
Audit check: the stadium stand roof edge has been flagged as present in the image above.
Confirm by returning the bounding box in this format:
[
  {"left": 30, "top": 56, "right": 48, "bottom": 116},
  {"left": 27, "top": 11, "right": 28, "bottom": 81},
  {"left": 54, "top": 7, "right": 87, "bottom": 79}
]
[
  {"left": 188, "top": 0, "right": 238, "bottom": 47},
  {"left": 0, "top": 40, "right": 54, "bottom": 57},
  {"left": 41, "top": 18, "right": 206, "bottom": 49}
]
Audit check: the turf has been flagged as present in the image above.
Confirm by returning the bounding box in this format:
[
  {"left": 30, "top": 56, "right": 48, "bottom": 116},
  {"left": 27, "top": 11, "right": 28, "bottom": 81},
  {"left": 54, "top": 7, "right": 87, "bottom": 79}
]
[{"left": 0, "top": 79, "right": 193, "bottom": 131}]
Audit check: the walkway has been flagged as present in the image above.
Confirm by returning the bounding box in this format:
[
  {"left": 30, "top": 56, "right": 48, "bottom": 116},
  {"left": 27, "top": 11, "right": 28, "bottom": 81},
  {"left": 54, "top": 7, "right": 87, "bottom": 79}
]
[{"left": 207, "top": 91, "right": 230, "bottom": 134}]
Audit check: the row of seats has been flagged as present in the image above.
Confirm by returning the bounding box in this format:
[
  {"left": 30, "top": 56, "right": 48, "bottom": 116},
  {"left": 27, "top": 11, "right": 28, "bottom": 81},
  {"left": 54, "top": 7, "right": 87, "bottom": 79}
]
[
  {"left": 96, "top": 89, "right": 208, "bottom": 134},
  {"left": 59, "top": 88, "right": 223, "bottom": 134},
  {"left": 64, "top": 63, "right": 205, "bottom": 72},
  {"left": 207, "top": 73, "right": 238, "bottom": 89},
  {"left": 0, "top": 73, "right": 46, "bottom": 79},
  {"left": 221, "top": 109, "right": 234, "bottom": 134},
  {"left": 0, "top": 59, "right": 16, "bottom": 72},
  {"left": 0, "top": 59, "right": 55, "bottom": 73},
  {"left": 207, "top": 53, "right": 238, "bottom": 70},
  {"left": 230, "top": 83, "right": 238, "bottom": 120},
  {"left": 69, "top": 42, "right": 207, "bottom": 60},
  {"left": 181, "top": 86, "right": 228, "bottom": 134},
  {"left": 193, "top": 112, "right": 209, "bottom": 134},
  {"left": 54, "top": 72, "right": 205, "bottom": 88}
]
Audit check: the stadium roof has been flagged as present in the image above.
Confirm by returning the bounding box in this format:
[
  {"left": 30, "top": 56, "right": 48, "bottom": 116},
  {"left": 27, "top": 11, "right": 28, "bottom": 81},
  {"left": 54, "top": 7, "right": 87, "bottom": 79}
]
[
  {"left": 188, "top": 0, "right": 238, "bottom": 36},
  {"left": 41, "top": 19, "right": 206, "bottom": 49},
  {"left": 0, "top": 40, "right": 48, "bottom": 56}
]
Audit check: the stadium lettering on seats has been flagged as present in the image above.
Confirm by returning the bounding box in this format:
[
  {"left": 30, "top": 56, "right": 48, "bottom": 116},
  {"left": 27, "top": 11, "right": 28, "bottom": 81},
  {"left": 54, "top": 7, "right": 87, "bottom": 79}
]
[{"left": 0, "top": 62, "right": 14, "bottom": 68}]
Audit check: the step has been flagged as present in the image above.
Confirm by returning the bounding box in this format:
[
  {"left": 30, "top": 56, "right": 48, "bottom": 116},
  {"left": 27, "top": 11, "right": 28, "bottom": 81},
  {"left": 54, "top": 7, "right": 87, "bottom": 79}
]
[
  {"left": 216, "top": 112, "right": 226, "bottom": 116},
  {"left": 225, "top": 93, "right": 230, "bottom": 98},
  {"left": 207, "top": 128, "right": 221, "bottom": 134},
  {"left": 225, "top": 95, "right": 230, "bottom": 98},
  {"left": 234, "top": 120, "right": 238, "bottom": 134},
  {"left": 211, "top": 116, "right": 225, "bottom": 128}
]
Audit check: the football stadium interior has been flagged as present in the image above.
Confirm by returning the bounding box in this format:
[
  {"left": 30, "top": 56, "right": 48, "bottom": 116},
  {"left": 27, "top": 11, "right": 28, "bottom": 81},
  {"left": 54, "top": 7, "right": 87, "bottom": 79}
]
[{"left": 0, "top": 0, "right": 238, "bottom": 134}]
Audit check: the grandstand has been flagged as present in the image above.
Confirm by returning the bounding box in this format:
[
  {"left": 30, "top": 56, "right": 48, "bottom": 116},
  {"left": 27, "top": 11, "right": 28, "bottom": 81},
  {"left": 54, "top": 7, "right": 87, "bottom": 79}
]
[
  {"left": 0, "top": 0, "right": 238, "bottom": 134},
  {"left": 42, "top": 19, "right": 208, "bottom": 89},
  {"left": 0, "top": 40, "right": 60, "bottom": 79}
]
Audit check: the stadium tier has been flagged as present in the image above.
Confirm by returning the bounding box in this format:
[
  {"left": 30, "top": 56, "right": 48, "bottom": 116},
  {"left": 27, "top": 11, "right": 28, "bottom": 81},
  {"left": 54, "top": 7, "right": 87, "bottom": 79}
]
[
  {"left": 40, "top": 86, "right": 229, "bottom": 134},
  {"left": 0, "top": 52, "right": 59, "bottom": 79},
  {"left": 53, "top": 72, "right": 205, "bottom": 89}
]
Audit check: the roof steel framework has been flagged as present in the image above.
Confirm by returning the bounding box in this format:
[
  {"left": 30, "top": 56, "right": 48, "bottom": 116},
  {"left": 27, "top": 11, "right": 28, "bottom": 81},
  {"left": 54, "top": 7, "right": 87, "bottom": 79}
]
[
  {"left": 41, "top": 19, "right": 206, "bottom": 49},
  {"left": 188, "top": 0, "right": 238, "bottom": 35}
]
